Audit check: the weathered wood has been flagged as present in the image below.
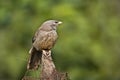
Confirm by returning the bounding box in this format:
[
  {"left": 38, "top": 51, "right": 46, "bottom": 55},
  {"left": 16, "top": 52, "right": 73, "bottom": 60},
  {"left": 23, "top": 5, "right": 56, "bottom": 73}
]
[
  {"left": 22, "top": 50, "right": 69, "bottom": 80},
  {"left": 40, "top": 50, "right": 69, "bottom": 80}
]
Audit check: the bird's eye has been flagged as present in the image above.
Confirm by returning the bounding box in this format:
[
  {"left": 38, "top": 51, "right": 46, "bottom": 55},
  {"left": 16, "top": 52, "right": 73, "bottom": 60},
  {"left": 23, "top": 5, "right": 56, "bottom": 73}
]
[{"left": 54, "top": 21, "right": 58, "bottom": 23}]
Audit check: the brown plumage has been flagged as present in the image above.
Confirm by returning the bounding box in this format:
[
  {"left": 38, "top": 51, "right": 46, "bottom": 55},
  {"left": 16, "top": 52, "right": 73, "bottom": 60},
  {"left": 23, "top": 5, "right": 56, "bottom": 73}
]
[{"left": 27, "top": 20, "right": 62, "bottom": 70}]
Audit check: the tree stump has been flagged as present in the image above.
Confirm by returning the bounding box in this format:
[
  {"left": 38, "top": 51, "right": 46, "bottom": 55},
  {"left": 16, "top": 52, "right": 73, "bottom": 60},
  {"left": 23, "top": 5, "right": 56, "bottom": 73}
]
[
  {"left": 40, "top": 50, "right": 69, "bottom": 80},
  {"left": 22, "top": 50, "right": 69, "bottom": 80}
]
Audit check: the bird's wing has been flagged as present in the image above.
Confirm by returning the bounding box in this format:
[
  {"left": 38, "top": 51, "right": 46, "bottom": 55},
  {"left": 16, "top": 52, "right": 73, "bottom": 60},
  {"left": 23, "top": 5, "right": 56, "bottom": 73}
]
[
  {"left": 29, "top": 29, "right": 40, "bottom": 54},
  {"left": 32, "top": 29, "right": 40, "bottom": 43}
]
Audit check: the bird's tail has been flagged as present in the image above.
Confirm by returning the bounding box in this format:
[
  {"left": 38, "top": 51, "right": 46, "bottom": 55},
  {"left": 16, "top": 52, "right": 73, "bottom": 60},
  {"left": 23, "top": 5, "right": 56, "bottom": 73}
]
[{"left": 27, "top": 47, "right": 42, "bottom": 70}]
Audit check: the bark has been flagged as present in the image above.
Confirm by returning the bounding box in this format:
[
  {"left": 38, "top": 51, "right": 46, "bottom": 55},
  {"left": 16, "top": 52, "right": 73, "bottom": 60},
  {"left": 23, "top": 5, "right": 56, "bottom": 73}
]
[
  {"left": 40, "top": 50, "right": 69, "bottom": 80},
  {"left": 22, "top": 50, "right": 69, "bottom": 80}
]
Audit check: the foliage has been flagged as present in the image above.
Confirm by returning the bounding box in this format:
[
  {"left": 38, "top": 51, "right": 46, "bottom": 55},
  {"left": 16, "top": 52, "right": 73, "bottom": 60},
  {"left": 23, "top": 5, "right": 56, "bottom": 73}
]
[{"left": 0, "top": 0, "right": 120, "bottom": 80}]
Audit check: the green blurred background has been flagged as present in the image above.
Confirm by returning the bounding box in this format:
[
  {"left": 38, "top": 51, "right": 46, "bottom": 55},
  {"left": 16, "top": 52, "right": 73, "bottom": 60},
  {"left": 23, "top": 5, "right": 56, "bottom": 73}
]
[{"left": 0, "top": 0, "right": 120, "bottom": 80}]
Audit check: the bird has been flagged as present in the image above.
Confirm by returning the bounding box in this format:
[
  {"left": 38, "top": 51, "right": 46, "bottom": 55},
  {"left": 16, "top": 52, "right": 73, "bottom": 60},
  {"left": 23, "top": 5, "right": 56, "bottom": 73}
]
[{"left": 27, "top": 20, "right": 62, "bottom": 70}]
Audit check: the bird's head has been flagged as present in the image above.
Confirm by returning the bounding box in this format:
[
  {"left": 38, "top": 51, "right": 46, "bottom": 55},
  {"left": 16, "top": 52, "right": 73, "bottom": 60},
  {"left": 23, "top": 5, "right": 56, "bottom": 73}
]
[{"left": 40, "top": 20, "right": 62, "bottom": 31}]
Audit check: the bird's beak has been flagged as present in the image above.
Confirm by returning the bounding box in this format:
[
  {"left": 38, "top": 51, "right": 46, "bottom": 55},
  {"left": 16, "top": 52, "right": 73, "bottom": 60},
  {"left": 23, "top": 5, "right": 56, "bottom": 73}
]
[{"left": 58, "top": 21, "right": 62, "bottom": 25}]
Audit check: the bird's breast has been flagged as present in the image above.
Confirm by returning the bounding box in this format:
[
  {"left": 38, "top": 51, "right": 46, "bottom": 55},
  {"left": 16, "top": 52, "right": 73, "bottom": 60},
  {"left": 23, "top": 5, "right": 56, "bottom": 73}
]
[{"left": 33, "top": 30, "right": 58, "bottom": 50}]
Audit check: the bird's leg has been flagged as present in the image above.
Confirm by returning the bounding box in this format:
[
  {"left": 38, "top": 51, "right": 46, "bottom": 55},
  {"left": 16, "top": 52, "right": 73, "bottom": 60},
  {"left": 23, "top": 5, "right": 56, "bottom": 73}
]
[
  {"left": 42, "top": 50, "right": 51, "bottom": 57},
  {"left": 42, "top": 50, "right": 53, "bottom": 63}
]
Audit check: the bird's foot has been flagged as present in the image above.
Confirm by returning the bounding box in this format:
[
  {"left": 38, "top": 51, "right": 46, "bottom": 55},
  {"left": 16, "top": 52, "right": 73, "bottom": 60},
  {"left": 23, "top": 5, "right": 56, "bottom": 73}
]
[{"left": 42, "top": 50, "right": 51, "bottom": 56}]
